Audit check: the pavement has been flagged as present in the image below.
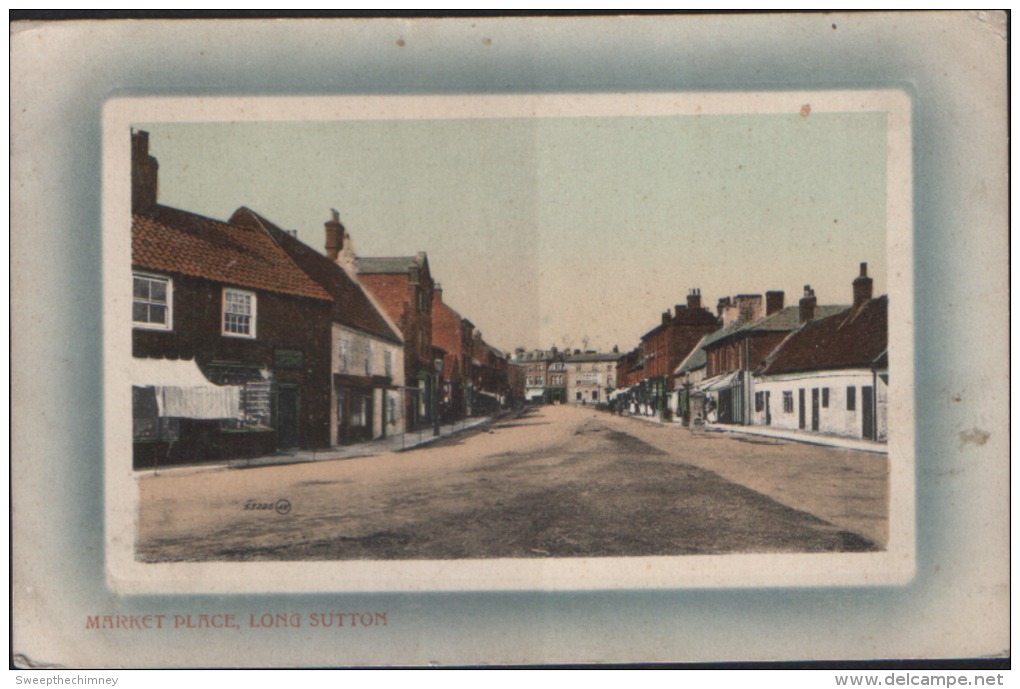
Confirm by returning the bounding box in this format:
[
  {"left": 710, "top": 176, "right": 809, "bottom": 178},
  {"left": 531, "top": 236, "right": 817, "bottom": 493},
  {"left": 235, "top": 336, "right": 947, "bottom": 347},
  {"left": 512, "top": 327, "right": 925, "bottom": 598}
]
[
  {"left": 616, "top": 411, "right": 888, "bottom": 454},
  {"left": 144, "top": 410, "right": 518, "bottom": 476}
]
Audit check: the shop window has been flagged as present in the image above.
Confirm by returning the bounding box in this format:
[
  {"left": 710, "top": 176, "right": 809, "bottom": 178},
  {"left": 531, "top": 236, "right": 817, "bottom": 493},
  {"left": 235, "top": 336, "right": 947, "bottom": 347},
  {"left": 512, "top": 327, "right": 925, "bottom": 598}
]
[
  {"left": 133, "top": 273, "right": 171, "bottom": 329},
  {"left": 222, "top": 288, "right": 256, "bottom": 338},
  {"left": 755, "top": 391, "right": 764, "bottom": 412}
]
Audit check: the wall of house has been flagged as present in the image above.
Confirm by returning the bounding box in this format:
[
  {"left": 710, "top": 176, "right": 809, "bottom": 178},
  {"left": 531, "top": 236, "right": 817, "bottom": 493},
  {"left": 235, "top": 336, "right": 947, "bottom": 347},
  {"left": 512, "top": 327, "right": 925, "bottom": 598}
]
[
  {"left": 566, "top": 360, "right": 616, "bottom": 404},
  {"left": 752, "top": 369, "right": 888, "bottom": 441},
  {"left": 358, "top": 271, "right": 435, "bottom": 426},
  {"left": 132, "top": 272, "right": 332, "bottom": 466},
  {"left": 330, "top": 322, "right": 405, "bottom": 443},
  {"left": 431, "top": 296, "right": 473, "bottom": 412}
]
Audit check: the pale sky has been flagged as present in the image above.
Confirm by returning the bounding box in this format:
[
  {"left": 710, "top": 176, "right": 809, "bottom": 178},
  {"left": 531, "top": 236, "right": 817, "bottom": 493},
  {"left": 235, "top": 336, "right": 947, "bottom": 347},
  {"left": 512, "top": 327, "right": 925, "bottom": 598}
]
[{"left": 139, "top": 111, "right": 887, "bottom": 354}]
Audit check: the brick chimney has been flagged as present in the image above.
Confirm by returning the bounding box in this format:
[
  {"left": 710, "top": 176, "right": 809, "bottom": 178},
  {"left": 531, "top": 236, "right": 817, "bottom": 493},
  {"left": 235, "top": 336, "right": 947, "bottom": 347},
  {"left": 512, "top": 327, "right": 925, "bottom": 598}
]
[
  {"left": 324, "top": 209, "right": 343, "bottom": 261},
  {"left": 734, "top": 294, "right": 763, "bottom": 323},
  {"left": 433, "top": 282, "right": 443, "bottom": 304},
  {"left": 799, "top": 285, "right": 817, "bottom": 323},
  {"left": 661, "top": 310, "right": 671, "bottom": 326},
  {"left": 765, "top": 290, "right": 785, "bottom": 316},
  {"left": 853, "top": 262, "right": 873, "bottom": 310},
  {"left": 131, "top": 130, "right": 159, "bottom": 213},
  {"left": 324, "top": 209, "right": 358, "bottom": 272},
  {"left": 687, "top": 288, "right": 702, "bottom": 311},
  {"left": 717, "top": 296, "right": 731, "bottom": 317}
]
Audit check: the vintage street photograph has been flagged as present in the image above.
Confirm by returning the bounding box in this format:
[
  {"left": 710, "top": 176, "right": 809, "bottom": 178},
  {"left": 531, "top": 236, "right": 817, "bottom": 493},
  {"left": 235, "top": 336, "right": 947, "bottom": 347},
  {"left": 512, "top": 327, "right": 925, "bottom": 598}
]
[
  {"left": 111, "top": 92, "right": 910, "bottom": 585},
  {"left": 15, "top": 14, "right": 1009, "bottom": 670}
]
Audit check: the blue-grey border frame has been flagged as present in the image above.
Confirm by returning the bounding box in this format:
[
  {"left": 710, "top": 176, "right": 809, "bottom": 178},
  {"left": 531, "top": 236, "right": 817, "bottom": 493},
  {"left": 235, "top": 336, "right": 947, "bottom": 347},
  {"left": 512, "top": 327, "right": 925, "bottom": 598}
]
[{"left": 11, "top": 13, "right": 1009, "bottom": 666}]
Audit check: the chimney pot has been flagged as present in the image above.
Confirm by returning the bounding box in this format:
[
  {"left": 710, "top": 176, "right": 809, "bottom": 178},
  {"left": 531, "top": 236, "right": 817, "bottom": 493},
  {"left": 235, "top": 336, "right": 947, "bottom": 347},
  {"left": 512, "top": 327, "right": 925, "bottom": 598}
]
[
  {"left": 765, "top": 290, "right": 785, "bottom": 316},
  {"left": 324, "top": 211, "right": 343, "bottom": 261},
  {"left": 717, "top": 296, "right": 731, "bottom": 317},
  {"left": 799, "top": 287, "right": 817, "bottom": 323},
  {"left": 852, "top": 262, "right": 873, "bottom": 309}
]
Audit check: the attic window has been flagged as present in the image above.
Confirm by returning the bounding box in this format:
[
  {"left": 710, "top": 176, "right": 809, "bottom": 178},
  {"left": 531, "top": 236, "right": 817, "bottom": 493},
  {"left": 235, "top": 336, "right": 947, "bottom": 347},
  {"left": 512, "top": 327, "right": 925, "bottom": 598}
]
[{"left": 223, "top": 288, "right": 256, "bottom": 339}]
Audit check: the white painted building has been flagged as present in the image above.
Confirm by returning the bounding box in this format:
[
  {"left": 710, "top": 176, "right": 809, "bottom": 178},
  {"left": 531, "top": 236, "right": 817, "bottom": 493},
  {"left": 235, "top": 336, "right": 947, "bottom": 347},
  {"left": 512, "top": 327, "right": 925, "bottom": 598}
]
[
  {"left": 751, "top": 368, "right": 888, "bottom": 441},
  {"left": 565, "top": 351, "right": 620, "bottom": 405},
  {"left": 331, "top": 323, "right": 405, "bottom": 443},
  {"left": 753, "top": 267, "right": 887, "bottom": 442}
]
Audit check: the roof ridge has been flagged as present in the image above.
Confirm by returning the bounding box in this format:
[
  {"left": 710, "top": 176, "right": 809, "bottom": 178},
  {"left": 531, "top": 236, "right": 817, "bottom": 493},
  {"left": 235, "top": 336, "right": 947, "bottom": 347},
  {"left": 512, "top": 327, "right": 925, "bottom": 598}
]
[
  {"left": 230, "top": 207, "right": 404, "bottom": 345},
  {"left": 230, "top": 207, "right": 317, "bottom": 292}
]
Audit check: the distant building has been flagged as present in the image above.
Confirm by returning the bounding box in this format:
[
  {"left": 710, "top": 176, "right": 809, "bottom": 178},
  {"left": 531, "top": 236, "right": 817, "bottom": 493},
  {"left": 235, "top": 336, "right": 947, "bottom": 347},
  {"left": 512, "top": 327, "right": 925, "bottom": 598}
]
[
  {"left": 431, "top": 284, "right": 475, "bottom": 422},
  {"left": 565, "top": 351, "right": 621, "bottom": 405},
  {"left": 513, "top": 348, "right": 566, "bottom": 404},
  {"left": 614, "top": 289, "right": 719, "bottom": 418},
  {"left": 471, "top": 332, "right": 510, "bottom": 414},
  {"left": 754, "top": 264, "right": 888, "bottom": 441}
]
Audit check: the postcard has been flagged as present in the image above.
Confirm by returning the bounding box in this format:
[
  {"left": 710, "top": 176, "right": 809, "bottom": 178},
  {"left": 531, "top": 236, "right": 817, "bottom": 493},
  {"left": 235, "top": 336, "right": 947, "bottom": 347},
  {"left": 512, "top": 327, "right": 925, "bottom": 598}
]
[{"left": 12, "top": 13, "right": 1008, "bottom": 667}]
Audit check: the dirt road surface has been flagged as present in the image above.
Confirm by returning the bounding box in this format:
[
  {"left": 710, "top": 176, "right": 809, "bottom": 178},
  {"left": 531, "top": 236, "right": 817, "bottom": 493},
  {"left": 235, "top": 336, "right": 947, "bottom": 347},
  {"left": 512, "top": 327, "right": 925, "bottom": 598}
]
[{"left": 137, "top": 405, "right": 887, "bottom": 561}]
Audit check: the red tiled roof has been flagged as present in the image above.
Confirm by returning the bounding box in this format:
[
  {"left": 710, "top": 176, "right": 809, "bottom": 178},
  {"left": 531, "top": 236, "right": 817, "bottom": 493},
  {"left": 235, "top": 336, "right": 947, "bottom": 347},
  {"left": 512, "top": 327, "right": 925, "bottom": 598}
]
[
  {"left": 759, "top": 296, "right": 888, "bottom": 375},
  {"left": 132, "top": 205, "right": 331, "bottom": 301},
  {"left": 229, "top": 208, "right": 401, "bottom": 344}
]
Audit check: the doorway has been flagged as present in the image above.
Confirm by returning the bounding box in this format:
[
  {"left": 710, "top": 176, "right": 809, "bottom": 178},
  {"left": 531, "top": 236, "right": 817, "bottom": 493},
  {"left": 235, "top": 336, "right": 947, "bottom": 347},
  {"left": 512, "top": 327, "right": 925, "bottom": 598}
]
[
  {"left": 276, "top": 385, "right": 300, "bottom": 450},
  {"left": 862, "top": 386, "right": 875, "bottom": 440}
]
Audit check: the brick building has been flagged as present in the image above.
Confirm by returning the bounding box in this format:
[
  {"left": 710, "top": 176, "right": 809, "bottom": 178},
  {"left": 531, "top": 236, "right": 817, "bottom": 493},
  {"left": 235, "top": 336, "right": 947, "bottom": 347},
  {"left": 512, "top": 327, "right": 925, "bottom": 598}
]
[
  {"left": 615, "top": 347, "right": 643, "bottom": 391},
  {"left": 470, "top": 332, "right": 510, "bottom": 414},
  {"left": 431, "top": 284, "right": 475, "bottom": 421},
  {"left": 357, "top": 253, "right": 438, "bottom": 430},
  {"left": 130, "top": 131, "right": 334, "bottom": 468},
  {"left": 624, "top": 289, "right": 720, "bottom": 418},
  {"left": 513, "top": 348, "right": 567, "bottom": 404}
]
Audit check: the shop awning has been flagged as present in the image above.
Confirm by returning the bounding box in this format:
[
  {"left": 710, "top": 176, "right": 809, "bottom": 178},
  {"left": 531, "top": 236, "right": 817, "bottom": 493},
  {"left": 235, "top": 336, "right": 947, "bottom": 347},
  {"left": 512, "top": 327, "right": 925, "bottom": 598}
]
[
  {"left": 131, "top": 357, "right": 241, "bottom": 420},
  {"left": 609, "top": 387, "right": 629, "bottom": 400},
  {"left": 694, "top": 370, "right": 741, "bottom": 393}
]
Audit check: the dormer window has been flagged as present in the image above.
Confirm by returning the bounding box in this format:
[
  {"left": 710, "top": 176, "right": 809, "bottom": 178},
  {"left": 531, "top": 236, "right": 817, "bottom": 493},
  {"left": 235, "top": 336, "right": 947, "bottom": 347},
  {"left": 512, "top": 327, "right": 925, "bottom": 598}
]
[
  {"left": 133, "top": 273, "right": 172, "bottom": 330},
  {"left": 223, "top": 288, "right": 256, "bottom": 338}
]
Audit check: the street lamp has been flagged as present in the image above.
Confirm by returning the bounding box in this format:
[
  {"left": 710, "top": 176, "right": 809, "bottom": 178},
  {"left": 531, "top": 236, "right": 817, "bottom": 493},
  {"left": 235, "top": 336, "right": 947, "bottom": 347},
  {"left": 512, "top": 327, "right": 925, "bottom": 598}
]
[{"left": 433, "top": 358, "right": 444, "bottom": 437}]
